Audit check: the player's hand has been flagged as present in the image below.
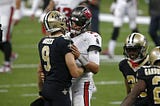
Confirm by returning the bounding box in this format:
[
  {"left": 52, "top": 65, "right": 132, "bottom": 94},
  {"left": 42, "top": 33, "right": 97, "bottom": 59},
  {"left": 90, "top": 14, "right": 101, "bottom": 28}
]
[
  {"left": 40, "top": 71, "right": 45, "bottom": 82},
  {"left": 38, "top": 63, "right": 45, "bottom": 82},
  {"left": 71, "top": 44, "right": 80, "bottom": 59},
  {"left": 30, "top": 14, "right": 35, "bottom": 20}
]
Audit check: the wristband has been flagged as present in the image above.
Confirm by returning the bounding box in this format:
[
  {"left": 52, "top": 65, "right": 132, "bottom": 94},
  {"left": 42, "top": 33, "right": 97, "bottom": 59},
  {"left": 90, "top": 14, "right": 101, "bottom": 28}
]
[
  {"left": 81, "top": 66, "right": 87, "bottom": 73},
  {"left": 78, "top": 55, "right": 89, "bottom": 66}
]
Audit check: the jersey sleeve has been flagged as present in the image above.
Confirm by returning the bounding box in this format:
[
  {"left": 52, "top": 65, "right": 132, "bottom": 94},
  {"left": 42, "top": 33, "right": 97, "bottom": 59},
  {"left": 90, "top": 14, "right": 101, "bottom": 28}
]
[
  {"left": 119, "top": 60, "right": 127, "bottom": 78},
  {"left": 86, "top": 31, "right": 102, "bottom": 52},
  {"left": 58, "top": 37, "right": 72, "bottom": 55},
  {"left": 137, "top": 67, "right": 147, "bottom": 81}
]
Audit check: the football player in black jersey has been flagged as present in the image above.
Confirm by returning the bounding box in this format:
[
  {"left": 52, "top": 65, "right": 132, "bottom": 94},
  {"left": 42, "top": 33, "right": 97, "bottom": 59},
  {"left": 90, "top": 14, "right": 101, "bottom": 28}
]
[
  {"left": 119, "top": 33, "right": 149, "bottom": 106},
  {"left": 121, "top": 46, "right": 160, "bottom": 106},
  {"left": 37, "top": 11, "right": 85, "bottom": 106}
]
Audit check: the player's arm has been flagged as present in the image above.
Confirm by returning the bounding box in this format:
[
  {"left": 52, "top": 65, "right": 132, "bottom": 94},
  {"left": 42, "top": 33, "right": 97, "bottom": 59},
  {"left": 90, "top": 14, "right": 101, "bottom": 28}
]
[
  {"left": 85, "top": 50, "right": 100, "bottom": 74},
  {"left": 124, "top": 79, "right": 131, "bottom": 94},
  {"left": 65, "top": 52, "right": 84, "bottom": 78},
  {"left": 30, "top": 0, "right": 41, "bottom": 20},
  {"left": 121, "top": 79, "right": 146, "bottom": 106},
  {"left": 37, "top": 62, "right": 44, "bottom": 93},
  {"left": 30, "top": 62, "right": 44, "bottom": 106},
  {"left": 88, "top": 0, "right": 99, "bottom": 6},
  {"left": 71, "top": 44, "right": 100, "bottom": 74},
  {"left": 44, "top": 0, "right": 55, "bottom": 12}
]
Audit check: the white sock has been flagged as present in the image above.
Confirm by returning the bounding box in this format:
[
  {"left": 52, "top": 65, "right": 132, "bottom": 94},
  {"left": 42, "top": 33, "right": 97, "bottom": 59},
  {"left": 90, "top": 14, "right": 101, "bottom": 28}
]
[{"left": 108, "top": 40, "right": 116, "bottom": 55}]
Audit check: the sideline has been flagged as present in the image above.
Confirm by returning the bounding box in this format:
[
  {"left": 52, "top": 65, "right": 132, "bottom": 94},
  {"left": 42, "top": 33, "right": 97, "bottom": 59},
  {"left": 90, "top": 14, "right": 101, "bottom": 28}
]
[
  {"left": 100, "top": 55, "right": 124, "bottom": 63},
  {"left": 21, "top": 8, "right": 150, "bottom": 24},
  {"left": 99, "top": 13, "right": 150, "bottom": 24}
]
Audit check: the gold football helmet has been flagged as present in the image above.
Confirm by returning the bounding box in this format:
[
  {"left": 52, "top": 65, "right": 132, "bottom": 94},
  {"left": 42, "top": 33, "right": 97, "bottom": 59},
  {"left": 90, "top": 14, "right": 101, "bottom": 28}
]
[
  {"left": 149, "top": 46, "right": 160, "bottom": 65},
  {"left": 43, "top": 11, "right": 67, "bottom": 33},
  {"left": 123, "top": 33, "right": 148, "bottom": 62}
]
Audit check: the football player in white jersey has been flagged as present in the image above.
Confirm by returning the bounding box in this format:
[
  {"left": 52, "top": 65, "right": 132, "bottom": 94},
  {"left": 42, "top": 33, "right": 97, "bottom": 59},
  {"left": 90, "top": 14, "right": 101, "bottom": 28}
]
[
  {"left": 102, "top": 0, "right": 139, "bottom": 58},
  {"left": 69, "top": 6, "right": 102, "bottom": 106},
  {"left": 0, "top": 0, "right": 21, "bottom": 72}
]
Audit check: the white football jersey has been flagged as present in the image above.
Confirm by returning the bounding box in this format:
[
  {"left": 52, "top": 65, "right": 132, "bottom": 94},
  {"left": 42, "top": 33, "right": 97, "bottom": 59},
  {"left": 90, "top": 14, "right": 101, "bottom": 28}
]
[
  {"left": 53, "top": 0, "right": 85, "bottom": 17},
  {"left": 71, "top": 31, "right": 102, "bottom": 78},
  {"left": 69, "top": 31, "right": 101, "bottom": 106},
  {"left": 0, "top": 0, "right": 15, "bottom": 42}
]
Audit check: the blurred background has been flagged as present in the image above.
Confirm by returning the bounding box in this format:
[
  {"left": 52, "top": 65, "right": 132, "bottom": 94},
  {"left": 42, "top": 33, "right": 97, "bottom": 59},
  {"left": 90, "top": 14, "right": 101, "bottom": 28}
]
[{"left": 0, "top": 0, "right": 154, "bottom": 106}]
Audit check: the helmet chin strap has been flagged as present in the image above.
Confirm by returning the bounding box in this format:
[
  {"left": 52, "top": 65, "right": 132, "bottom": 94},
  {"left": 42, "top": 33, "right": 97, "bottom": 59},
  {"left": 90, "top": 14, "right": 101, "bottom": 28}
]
[{"left": 70, "top": 29, "right": 81, "bottom": 37}]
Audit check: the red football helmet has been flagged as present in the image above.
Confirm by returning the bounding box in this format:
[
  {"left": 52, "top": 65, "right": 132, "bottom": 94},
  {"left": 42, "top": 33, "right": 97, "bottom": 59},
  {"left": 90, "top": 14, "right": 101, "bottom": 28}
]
[{"left": 70, "top": 5, "right": 92, "bottom": 35}]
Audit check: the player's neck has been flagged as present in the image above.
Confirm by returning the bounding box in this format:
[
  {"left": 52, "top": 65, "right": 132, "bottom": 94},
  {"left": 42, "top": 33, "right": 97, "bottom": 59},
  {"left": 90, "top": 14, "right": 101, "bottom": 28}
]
[{"left": 50, "top": 31, "right": 64, "bottom": 37}]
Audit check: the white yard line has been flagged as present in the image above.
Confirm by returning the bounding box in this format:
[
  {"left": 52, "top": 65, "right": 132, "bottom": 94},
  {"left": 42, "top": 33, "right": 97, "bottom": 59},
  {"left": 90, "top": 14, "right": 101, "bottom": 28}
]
[
  {"left": 0, "top": 81, "right": 123, "bottom": 104},
  {"left": 12, "top": 42, "right": 154, "bottom": 48},
  {"left": 12, "top": 64, "right": 38, "bottom": 68},
  {"left": 109, "top": 101, "right": 122, "bottom": 105},
  {"left": 95, "top": 81, "right": 123, "bottom": 85},
  {"left": 10, "top": 55, "right": 124, "bottom": 70},
  {"left": 0, "top": 81, "right": 122, "bottom": 89},
  {"left": 99, "top": 13, "right": 150, "bottom": 24},
  {"left": 21, "top": 7, "right": 150, "bottom": 24},
  {"left": 0, "top": 89, "right": 8, "bottom": 93},
  {"left": 0, "top": 83, "right": 36, "bottom": 88},
  {"left": 100, "top": 55, "right": 124, "bottom": 63},
  {"left": 21, "top": 93, "right": 38, "bottom": 97}
]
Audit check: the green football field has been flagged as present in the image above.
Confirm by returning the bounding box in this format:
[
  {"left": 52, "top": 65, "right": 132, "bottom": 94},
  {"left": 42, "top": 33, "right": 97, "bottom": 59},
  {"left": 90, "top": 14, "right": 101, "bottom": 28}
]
[{"left": 0, "top": 0, "right": 154, "bottom": 106}]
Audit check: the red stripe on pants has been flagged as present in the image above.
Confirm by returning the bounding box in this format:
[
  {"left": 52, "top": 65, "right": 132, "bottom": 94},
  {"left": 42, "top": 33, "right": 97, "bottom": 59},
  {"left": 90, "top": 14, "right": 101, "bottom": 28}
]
[
  {"left": 6, "top": 7, "right": 14, "bottom": 41},
  {"left": 84, "top": 82, "right": 90, "bottom": 106}
]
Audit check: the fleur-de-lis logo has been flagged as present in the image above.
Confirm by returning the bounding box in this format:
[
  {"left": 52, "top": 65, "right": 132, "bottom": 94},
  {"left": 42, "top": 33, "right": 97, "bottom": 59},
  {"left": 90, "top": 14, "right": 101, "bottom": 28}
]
[{"left": 62, "top": 88, "right": 68, "bottom": 95}]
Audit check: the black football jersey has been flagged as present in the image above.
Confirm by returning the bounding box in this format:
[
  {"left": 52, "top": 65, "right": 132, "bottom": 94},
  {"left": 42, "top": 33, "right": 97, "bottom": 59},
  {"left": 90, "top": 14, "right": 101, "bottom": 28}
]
[
  {"left": 119, "top": 56, "right": 150, "bottom": 105},
  {"left": 38, "top": 35, "right": 73, "bottom": 88},
  {"left": 138, "top": 66, "right": 160, "bottom": 106}
]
